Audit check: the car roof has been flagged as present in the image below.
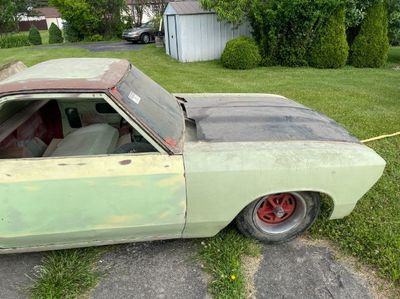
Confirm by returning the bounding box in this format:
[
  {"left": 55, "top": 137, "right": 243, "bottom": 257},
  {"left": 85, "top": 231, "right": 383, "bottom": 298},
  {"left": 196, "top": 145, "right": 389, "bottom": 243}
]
[{"left": 0, "top": 58, "right": 130, "bottom": 95}]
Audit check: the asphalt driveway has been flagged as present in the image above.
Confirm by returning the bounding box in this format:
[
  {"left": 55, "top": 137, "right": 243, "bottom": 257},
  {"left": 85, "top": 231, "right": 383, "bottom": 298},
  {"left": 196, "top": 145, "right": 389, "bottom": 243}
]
[
  {"left": 0, "top": 239, "right": 373, "bottom": 299},
  {"left": 37, "top": 41, "right": 145, "bottom": 52}
]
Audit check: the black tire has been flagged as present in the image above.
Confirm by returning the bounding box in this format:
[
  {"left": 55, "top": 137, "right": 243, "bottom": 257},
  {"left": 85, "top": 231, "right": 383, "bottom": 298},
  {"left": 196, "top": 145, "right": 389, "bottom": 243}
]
[
  {"left": 114, "top": 142, "right": 156, "bottom": 154},
  {"left": 141, "top": 33, "right": 150, "bottom": 44},
  {"left": 236, "top": 192, "right": 320, "bottom": 244}
]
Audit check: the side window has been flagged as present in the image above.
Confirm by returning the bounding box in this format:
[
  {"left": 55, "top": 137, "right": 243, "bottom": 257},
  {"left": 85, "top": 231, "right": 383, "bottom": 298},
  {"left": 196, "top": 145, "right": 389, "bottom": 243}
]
[{"left": 0, "top": 97, "right": 158, "bottom": 159}]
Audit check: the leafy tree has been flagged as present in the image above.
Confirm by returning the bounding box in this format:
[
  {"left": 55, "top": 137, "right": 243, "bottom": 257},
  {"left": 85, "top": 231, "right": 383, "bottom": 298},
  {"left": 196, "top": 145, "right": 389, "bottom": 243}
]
[
  {"left": 28, "top": 26, "right": 42, "bottom": 45},
  {"left": 50, "top": 0, "right": 128, "bottom": 40},
  {"left": 0, "top": 0, "right": 36, "bottom": 34},
  {"left": 48, "top": 23, "right": 63, "bottom": 44},
  {"left": 389, "top": 0, "right": 400, "bottom": 45},
  {"left": 201, "top": 0, "right": 252, "bottom": 26},
  {"left": 309, "top": 6, "right": 349, "bottom": 68},
  {"left": 350, "top": 1, "right": 389, "bottom": 67}
]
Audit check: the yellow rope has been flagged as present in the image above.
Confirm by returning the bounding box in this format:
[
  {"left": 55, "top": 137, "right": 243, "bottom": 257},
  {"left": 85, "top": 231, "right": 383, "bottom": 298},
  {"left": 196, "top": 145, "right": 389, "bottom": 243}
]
[{"left": 361, "top": 131, "right": 400, "bottom": 143}]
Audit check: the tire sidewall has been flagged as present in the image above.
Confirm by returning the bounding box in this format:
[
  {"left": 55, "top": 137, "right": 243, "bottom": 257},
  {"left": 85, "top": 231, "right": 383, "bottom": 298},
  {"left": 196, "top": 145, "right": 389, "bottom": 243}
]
[{"left": 236, "top": 192, "right": 320, "bottom": 244}]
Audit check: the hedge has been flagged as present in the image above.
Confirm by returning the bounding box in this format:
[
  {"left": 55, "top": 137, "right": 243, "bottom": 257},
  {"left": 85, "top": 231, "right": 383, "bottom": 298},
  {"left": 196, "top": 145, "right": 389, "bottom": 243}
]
[{"left": 49, "top": 23, "right": 63, "bottom": 44}]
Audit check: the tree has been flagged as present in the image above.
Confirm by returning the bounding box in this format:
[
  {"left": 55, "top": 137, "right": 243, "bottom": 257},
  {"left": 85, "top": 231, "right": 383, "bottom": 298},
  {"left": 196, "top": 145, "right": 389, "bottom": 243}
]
[
  {"left": 0, "top": 0, "right": 35, "bottom": 34},
  {"left": 200, "top": 0, "right": 252, "bottom": 26},
  {"left": 350, "top": 1, "right": 389, "bottom": 67},
  {"left": 48, "top": 23, "right": 63, "bottom": 43},
  {"left": 128, "top": 0, "right": 168, "bottom": 27},
  {"left": 389, "top": 0, "right": 400, "bottom": 45},
  {"left": 50, "top": 0, "right": 128, "bottom": 39},
  {"left": 309, "top": 6, "right": 349, "bottom": 68}
]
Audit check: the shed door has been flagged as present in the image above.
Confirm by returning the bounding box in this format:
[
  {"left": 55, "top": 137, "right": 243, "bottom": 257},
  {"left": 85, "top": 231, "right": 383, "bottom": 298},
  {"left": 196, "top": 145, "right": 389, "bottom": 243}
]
[{"left": 167, "top": 15, "right": 179, "bottom": 60}]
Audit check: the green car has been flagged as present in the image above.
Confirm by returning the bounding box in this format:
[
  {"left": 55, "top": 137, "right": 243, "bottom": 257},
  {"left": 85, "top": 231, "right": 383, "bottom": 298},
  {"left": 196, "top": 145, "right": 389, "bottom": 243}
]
[{"left": 0, "top": 58, "right": 385, "bottom": 253}]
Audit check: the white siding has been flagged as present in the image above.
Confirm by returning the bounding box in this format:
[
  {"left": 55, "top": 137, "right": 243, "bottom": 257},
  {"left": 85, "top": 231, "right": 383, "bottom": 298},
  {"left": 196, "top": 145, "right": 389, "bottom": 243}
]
[{"left": 176, "top": 14, "right": 251, "bottom": 63}]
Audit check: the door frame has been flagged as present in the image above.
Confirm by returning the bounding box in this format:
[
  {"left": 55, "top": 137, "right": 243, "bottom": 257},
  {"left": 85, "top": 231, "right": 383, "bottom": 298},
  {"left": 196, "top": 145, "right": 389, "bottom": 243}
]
[{"left": 166, "top": 15, "right": 179, "bottom": 61}]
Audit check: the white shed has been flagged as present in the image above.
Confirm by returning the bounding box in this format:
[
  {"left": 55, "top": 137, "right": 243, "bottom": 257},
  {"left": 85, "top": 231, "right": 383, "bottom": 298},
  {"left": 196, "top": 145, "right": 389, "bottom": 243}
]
[{"left": 163, "top": 1, "right": 251, "bottom": 62}]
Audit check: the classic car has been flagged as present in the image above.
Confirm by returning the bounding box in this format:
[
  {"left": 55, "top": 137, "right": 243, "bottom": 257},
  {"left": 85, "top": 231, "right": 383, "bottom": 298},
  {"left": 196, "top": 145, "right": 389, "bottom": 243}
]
[
  {"left": 0, "top": 58, "right": 385, "bottom": 253},
  {"left": 122, "top": 21, "right": 155, "bottom": 44}
]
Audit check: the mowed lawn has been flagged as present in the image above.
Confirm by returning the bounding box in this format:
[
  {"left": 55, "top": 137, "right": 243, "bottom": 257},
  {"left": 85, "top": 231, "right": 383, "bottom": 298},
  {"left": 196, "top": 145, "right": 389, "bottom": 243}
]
[{"left": 1, "top": 45, "right": 399, "bottom": 289}]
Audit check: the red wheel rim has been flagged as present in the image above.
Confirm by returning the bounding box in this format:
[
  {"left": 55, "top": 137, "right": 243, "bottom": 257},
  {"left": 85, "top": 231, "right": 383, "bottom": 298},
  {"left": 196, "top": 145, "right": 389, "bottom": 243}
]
[{"left": 256, "top": 193, "right": 297, "bottom": 224}]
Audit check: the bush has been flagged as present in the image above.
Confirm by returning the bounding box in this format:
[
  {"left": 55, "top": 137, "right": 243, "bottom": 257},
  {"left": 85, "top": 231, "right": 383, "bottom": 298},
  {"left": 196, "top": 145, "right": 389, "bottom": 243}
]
[
  {"left": 309, "top": 7, "right": 349, "bottom": 68},
  {"left": 86, "top": 34, "right": 103, "bottom": 42},
  {"left": 389, "top": 0, "right": 400, "bottom": 45},
  {"left": 350, "top": 1, "right": 389, "bottom": 68},
  {"left": 28, "top": 26, "right": 42, "bottom": 45},
  {"left": 221, "top": 37, "right": 261, "bottom": 70},
  {"left": 0, "top": 34, "right": 30, "bottom": 49},
  {"left": 48, "top": 23, "right": 63, "bottom": 44},
  {"left": 249, "top": 0, "right": 344, "bottom": 67},
  {"left": 63, "top": 22, "right": 83, "bottom": 42}
]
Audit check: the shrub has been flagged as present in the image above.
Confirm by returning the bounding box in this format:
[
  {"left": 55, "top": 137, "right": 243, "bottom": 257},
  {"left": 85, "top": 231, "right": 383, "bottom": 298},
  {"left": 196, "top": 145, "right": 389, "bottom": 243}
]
[
  {"left": 48, "top": 23, "right": 63, "bottom": 44},
  {"left": 63, "top": 22, "right": 83, "bottom": 42},
  {"left": 389, "top": 0, "right": 400, "bottom": 45},
  {"left": 28, "top": 26, "right": 42, "bottom": 45},
  {"left": 221, "top": 37, "right": 261, "bottom": 70},
  {"left": 86, "top": 34, "right": 103, "bottom": 42},
  {"left": 350, "top": 1, "right": 389, "bottom": 68},
  {"left": 0, "top": 34, "right": 30, "bottom": 49},
  {"left": 309, "top": 7, "right": 349, "bottom": 68},
  {"left": 249, "top": 0, "right": 344, "bottom": 67}
]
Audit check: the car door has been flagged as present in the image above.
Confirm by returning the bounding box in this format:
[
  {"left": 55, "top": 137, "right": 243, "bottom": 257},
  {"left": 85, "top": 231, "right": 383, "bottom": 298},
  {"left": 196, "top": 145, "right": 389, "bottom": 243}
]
[{"left": 0, "top": 152, "right": 186, "bottom": 251}]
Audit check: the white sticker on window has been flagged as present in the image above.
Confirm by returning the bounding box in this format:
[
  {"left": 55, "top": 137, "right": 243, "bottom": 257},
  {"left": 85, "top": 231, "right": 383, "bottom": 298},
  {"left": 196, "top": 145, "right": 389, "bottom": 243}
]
[{"left": 128, "top": 91, "right": 141, "bottom": 104}]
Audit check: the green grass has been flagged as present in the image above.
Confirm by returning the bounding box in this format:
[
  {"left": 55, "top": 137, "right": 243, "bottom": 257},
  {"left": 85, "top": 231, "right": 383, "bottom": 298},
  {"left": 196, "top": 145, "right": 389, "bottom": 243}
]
[
  {"left": 30, "top": 247, "right": 106, "bottom": 299},
  {"left": 0, "top": 45, "right": 399, "bottom": 297},
  {"left": 198, "top": 229, "right": 261, "bottom": 298}
]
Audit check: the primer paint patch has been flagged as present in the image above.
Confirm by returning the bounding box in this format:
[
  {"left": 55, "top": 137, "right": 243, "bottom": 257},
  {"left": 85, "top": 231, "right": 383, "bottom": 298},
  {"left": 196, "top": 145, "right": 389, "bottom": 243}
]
[{"left": 128, "top": 91, "right": 141, "bottom": 104}]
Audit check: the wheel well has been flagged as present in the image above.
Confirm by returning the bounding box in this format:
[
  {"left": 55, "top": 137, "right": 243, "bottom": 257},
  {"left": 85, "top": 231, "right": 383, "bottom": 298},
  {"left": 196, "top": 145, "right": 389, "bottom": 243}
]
[{"left": 236, "top": 191, "right": 334, "bottom": 220}]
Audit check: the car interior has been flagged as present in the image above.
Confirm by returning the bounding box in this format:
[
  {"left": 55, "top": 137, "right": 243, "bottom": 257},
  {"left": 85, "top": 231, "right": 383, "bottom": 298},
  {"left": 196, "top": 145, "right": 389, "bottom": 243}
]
[{"left": 0, "top": 98, "right": 157, "bottom": 159}]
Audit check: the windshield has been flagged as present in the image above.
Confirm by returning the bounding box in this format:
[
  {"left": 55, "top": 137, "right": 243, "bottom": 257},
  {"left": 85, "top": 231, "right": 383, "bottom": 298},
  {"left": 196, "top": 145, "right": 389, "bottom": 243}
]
[
  {"left": 141, "top": 21, "right": 153, "bottom": 28},
  {"left": 116, "top": 66, "right": 184, "bottom": 151}
]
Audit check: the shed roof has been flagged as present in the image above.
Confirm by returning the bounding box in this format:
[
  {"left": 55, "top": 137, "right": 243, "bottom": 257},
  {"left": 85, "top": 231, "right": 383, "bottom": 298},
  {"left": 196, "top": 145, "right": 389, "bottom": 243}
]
[
  {"left": 0, "top": 58, "right": 130, "bottom": 95},
  {"left": 35, "top": 7, "right": 61, "bottom": 18},
  {"left": 166, "top": 1, "right": 213, "bottom": 15}
]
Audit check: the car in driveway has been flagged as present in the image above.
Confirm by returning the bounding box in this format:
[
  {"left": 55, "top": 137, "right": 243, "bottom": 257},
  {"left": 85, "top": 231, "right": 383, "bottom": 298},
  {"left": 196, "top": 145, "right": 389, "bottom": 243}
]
[
  {"left": 0, "top": 58, "right": 385, "bottom": 253},
  {"left": 122, "top": 21, "right": 154, "bottom": 44}
]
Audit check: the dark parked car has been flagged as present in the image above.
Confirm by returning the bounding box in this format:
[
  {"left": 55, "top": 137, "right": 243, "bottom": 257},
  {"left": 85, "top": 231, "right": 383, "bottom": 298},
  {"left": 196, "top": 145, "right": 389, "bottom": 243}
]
[{"left": 122, "top": 21, "right": 155, "bottom": 44}]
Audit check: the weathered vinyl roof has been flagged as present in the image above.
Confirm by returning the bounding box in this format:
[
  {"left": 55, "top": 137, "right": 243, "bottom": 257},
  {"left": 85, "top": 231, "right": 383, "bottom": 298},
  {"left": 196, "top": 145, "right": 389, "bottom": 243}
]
[
  {"left": 167, "top": 1, "right": 213, "bottom": 15},
  {"left": 0, "top": 58, "right": 130, "bottom": 95}
]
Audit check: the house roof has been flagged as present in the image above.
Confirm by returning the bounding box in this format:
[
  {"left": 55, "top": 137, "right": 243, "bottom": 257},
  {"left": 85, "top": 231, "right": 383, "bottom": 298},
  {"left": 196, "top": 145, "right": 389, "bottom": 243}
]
[
  {"left": 35, "top": 7, "right": 61, "bottom": 18},
  {"left": 166, "top": 1, "right": 213, "bottom": 15},
  {"left": 0, "top": 58, "right": 130, "bottom": 95}
]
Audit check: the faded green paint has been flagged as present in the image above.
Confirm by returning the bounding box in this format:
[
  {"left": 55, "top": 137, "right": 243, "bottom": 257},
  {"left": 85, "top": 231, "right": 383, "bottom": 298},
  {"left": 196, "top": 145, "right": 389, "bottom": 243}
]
[
  {"left": 182, "top": 141, "right": 386, "bottom": 237},
  {"left": 0, "top": 154, "right": 186, "bottom": 250}
]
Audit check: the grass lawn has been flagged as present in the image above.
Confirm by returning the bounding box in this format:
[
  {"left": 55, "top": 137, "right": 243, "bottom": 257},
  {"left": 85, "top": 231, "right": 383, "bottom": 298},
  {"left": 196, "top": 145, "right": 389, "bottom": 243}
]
[{"left": 0, "top": 45, "right": 399, "bottom": 297}]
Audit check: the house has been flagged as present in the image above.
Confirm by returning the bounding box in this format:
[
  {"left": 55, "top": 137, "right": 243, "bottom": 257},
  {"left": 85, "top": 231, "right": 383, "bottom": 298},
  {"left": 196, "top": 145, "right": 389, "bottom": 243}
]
[
  {"left": 19, "top": 7, "right": 63, "bottom": 31},
  {"left": 163, "top": 1, "right": 251, "bottom": 62}
]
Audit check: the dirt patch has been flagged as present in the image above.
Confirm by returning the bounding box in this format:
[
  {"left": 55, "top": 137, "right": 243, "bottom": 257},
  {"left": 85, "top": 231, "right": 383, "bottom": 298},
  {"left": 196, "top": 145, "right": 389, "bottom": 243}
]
[
  {"left": 393, "top": 64, "right": 400, "bottom": 71},
  {"left": 301, "top": 237, "right": 399, "bottom": 299},
  {"left": 242, "top": 254, "right": 263, "bottom": 298},
  {"left": 0, "top": 61, "right": 27, "bottom": 81}
]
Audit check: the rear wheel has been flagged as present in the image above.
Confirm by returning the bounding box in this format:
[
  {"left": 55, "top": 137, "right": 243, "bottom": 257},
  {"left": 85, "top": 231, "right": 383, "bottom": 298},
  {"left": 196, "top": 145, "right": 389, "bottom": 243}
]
[{"left": 236, "top": 192, "right": 320, "bottom": 244}]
